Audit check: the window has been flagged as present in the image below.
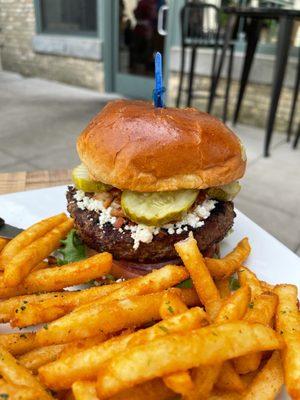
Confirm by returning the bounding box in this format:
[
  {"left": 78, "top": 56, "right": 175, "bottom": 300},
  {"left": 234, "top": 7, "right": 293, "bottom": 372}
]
[{"left": 39, "top": 0, "right": 97, "bottom": 36}]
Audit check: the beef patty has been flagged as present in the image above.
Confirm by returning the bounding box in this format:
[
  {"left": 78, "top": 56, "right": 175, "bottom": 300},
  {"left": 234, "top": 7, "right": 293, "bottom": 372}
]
[{"left": 67, "top": 187, "right": 235, "bottom": 263}]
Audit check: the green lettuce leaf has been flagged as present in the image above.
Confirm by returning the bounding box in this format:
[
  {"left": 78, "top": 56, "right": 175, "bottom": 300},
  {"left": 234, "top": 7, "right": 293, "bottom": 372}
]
[
  {"left": 176, "top": 278, "right": 193, "bottom": 289},
  {"left": 57, "top": 229, "right": 86, "bottom": 265}
]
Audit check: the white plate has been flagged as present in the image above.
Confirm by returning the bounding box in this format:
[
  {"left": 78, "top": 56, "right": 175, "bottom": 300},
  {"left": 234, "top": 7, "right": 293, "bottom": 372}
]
[{"left": 0, "top": 185, "right": 299, "bottom": 399}]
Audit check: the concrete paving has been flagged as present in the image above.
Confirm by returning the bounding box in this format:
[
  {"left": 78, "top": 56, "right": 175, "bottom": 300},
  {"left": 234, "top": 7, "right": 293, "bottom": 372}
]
[{"left": 0, "top": 71, "right": 299, "bottom": 254}]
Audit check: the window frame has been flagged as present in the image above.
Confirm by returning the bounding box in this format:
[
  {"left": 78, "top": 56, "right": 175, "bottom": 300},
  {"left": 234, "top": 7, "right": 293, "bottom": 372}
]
[{"left": 34, "top": 0, "right": 99, "bottom": 38}]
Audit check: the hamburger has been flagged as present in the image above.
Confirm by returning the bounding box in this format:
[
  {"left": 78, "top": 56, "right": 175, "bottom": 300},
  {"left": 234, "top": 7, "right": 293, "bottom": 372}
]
[{"left": 67, "top": 100, "right": 246, "bottom": 276}]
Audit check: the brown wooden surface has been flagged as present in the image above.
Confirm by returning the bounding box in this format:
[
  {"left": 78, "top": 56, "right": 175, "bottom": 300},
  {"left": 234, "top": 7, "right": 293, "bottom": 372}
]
[{"left": 0, "top": 169, "right": 71, "bottom": 195}]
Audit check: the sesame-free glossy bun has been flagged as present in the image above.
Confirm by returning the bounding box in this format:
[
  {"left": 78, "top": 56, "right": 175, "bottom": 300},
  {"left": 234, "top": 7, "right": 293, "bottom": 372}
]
[{"left": 77, "top": 100, "right": 246, "bottom": 192}]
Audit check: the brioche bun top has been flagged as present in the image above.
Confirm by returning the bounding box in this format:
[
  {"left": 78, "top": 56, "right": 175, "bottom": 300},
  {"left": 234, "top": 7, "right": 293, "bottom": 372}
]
[{"left": 77, "top": 100, "right": 246, "bottom": 192}]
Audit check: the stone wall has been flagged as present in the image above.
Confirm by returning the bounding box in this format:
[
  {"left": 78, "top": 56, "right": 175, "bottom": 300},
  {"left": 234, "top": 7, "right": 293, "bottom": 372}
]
[
  {"left": 168, "top": 72, "right": 300, "bottom": 133},
  {"left": 0, "top": 0, "right": 104, "bottom": 90}
]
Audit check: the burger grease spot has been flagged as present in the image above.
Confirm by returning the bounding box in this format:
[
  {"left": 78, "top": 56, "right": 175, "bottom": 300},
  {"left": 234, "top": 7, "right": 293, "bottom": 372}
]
[{"left": 73, "top": 189, "right": 217, "bottom": 250}]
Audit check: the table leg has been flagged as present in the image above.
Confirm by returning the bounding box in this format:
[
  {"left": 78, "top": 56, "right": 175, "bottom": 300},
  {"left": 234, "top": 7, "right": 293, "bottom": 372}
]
[
  {"left": 286, "top": 47, "right": 300, "bottom": 142},
  {"left": 176, "top": 45, "right": 187, "bottom": 108},
  {"left": 187, "top": 46, "right": 197, "bottom": 107},
  {"left": 293, "top": 123, "right": 300, "bottom": 149},
  {"left": 207, "top": 14, "right": 237, "bottom": 114},
  {"left": 264, "top": 16, "right": 293, "bottom": 157},
  {"left": 233, "top": 19, "right": 262, "bottom": 125},
  {"left": 223, "top": 44, "right": 234, "bottom": 122}
]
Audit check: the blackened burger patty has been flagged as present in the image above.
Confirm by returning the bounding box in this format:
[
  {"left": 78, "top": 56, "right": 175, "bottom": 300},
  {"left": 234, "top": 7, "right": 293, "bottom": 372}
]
[{"left": 67, "top": 187, "right": 235, "bottom": 263}]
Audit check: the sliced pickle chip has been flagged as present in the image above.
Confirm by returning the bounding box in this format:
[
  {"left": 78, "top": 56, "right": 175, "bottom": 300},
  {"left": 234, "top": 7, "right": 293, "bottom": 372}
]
[
  {"left": 121, "top": 189, "right": 199, "bottom": 226},
  {"left": 72, "top": 163, "right": 111, "bottom": 192},
  {"left": 207, "top": 181, "right": 241, "bottom": 201}
]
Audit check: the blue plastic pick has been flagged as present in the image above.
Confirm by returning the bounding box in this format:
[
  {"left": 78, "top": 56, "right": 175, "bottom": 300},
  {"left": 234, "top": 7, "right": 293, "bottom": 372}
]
[{"left": 153, "top": 52, "right": 165, "bottom": 108}]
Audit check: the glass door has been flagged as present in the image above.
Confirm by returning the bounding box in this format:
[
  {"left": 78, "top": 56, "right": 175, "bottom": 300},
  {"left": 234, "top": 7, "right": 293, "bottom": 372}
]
[{"left": 105, "top": 0, "right": 173, "bottom": 99}]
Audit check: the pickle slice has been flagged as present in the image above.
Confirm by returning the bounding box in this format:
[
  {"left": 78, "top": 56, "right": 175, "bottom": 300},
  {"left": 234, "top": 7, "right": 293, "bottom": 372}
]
[
  {"left": 121, "top": 189, "right": 199, "bottom": 226},
  {"left": 72, "top": 164, "right": 111, "bottom": 192},
  {"left": 207, "top": 181, "right": 241, "bottom": 201}
]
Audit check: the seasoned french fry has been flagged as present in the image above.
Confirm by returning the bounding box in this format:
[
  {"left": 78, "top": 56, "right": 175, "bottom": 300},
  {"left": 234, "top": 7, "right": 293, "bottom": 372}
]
[
  {"left": 159, "top": 288, "right": 189, "bottom": 319},
  {"left": 215, "top": 285, "right": 251, "bottom": 324},
  {"left": 32, "top": 261, "right": 49, "bottom": 271},
  {"left": 0, "top": 283, "right": 121, "bottom": 323},
  {"left": 179, "top": 287, "right": 201, "bottom": 307},
  {"left": 185, "top": 286, "right": 251, "bottom": 399},
  {"left": 72, "top": 379, "right": 175, "bottom": 400},
  {"left": 17, "top": 333, "right": 109, "bottom": 372},
  {"left": 0, "top": 345, "right": 53, "bottom": 399},
  {"left": 0, "top": 332, "right": 38, "bottom": 356},
  {"left": 238, "top": 267, "right": 262, "bottom": 299},
  {"left": 74, "top": 264, "right": 189, "bottom": 314},
  {"left": 274, "top": 284, "right": 300, "bottom": 399},
  {"left": 260, "top": 280, "right": 275, "bottom": 292},
  {"left": 59, "top": 334, "right": 108, "bottom": 359},
  {"left": 36, "top": 288, "right": 199, "bottom": 346},
  {"left": 10, "top": 287, "right": 197, "bottom": 329},
  {"left": 205, "top": 238, "right": 251, "bottom": 279},
  {"left": 187, "top": 365, "right": 217, "bottom": 400},
  {"left": 37, "top": 291, "right": 164, "bottom": 345},
  {"left": 215, "top": 361, "right": 246, "bottom": 393},
  {"left": 235, "top": 350, "right": 261, "bottom": 377},
  {"left": 0, "top": 252, "right": 112, "bottom": 300},
  {"left": 243, "top": 292, "right": 278, "bottom": 326},
  {"left": 175, "top": 234, "right": 222, "bottom": 319},
  {"left": 216, "top": 277, "right": 231, "bottom": 299},
  {"left": 164, "top": 371, "right": 194, "bottom": 396},
  {"left": 12, "top": 265, "right": 197, "bottom": 327},
  {"left": 112, "top": 380, "right": 176, "bottom": 400},
  {"left": 0, "top": 292, "right": 67, "bottom": 322},
  {"left": 72, "top": 381, "right": 98, "bottom": 400},
  {"left": 243, "top": 351, "right": 284, "bottom": 399},
  {"left": 110, "top": 379, "right": 175, "bottom": 400},
  {"left": 95, "top": 322, "right": 283, "bottom": 399},
  {"left": 13, "top": 304, "right": 72, "bottom": 328},
  {"left": 0, "top": 238, "right": 9, "bottom": 254},
  {"left": 0, "top": 380, "right": 44, "bottom": 400},
  {"left": 234, "top": 292, "right": 278, "bottom": 374},
  {"left": 4, "top": 218, "right": 74, "bottom": 287},
  {"left": 0, "top": 213, "right": 67, "bottom": 269},
  {"left": 159, "top": 290, "right": 196, "bottom": 396},
  {"left": 18, "top": 344, "right": 66, "bottom": 371},
  {"left": 38, "top": 307, "right": 206, "bottom": 390},
  {"left": 209, "top": 390, "right": 242, "bottom": 399},
  {"left": 106, "top": 264, "right": 189, "bottom": 302}
]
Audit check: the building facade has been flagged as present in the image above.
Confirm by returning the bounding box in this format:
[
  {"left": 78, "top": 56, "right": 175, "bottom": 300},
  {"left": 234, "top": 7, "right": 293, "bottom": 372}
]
[{"left": 0, "top": 0, "right": 299, "bottom": 131}]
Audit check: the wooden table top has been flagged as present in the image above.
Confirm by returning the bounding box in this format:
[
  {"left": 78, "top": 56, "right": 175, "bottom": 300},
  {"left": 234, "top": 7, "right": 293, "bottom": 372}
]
[{"left": 0, "top": 169, "right": 71, "bottom": 195}]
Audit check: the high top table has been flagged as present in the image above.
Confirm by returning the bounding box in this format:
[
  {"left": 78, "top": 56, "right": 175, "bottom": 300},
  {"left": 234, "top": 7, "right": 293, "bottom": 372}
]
[
  {"left": 0, "top": 170, "right": 71, "bottom": 195},
  {"left": 208, "top": 7, "right": 300, "bottom": 157}
]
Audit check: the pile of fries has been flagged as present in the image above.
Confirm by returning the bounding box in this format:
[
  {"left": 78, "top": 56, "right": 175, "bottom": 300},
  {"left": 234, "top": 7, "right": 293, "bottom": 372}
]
[{"left": 0, "top": 213, "right": 299, "bottom": 400}]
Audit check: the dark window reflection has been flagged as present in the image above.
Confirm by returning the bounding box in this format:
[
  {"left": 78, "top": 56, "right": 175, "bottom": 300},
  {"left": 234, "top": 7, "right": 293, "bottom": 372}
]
[
  {"left": 119, "top": 0, "right": 166, "bottom": 77},
  {"left": 40, "top": 0, "right": 97, "bottom": 36}
]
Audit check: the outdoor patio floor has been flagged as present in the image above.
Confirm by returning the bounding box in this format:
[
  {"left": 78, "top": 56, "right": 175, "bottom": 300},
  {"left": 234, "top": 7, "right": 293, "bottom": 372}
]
[{"left": 0, "top": 71, "right": 299, "bottom": 255}]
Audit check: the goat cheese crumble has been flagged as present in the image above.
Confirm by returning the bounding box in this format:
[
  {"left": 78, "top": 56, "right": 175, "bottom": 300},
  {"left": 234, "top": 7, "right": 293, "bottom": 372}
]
[{"left": 74, "top": 190, "right": 217, "bottom": 250}]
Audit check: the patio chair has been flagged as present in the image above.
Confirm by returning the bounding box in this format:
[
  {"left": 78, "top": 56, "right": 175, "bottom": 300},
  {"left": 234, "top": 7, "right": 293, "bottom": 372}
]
[{"left": 176, "top": 0, "right": 235, "bottom": 122}]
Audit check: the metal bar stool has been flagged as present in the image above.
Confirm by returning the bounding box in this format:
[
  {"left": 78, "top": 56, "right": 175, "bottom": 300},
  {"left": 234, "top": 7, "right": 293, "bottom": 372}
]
[{"left": 176, "top": 0, "right": 235, "bottom": 122}]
